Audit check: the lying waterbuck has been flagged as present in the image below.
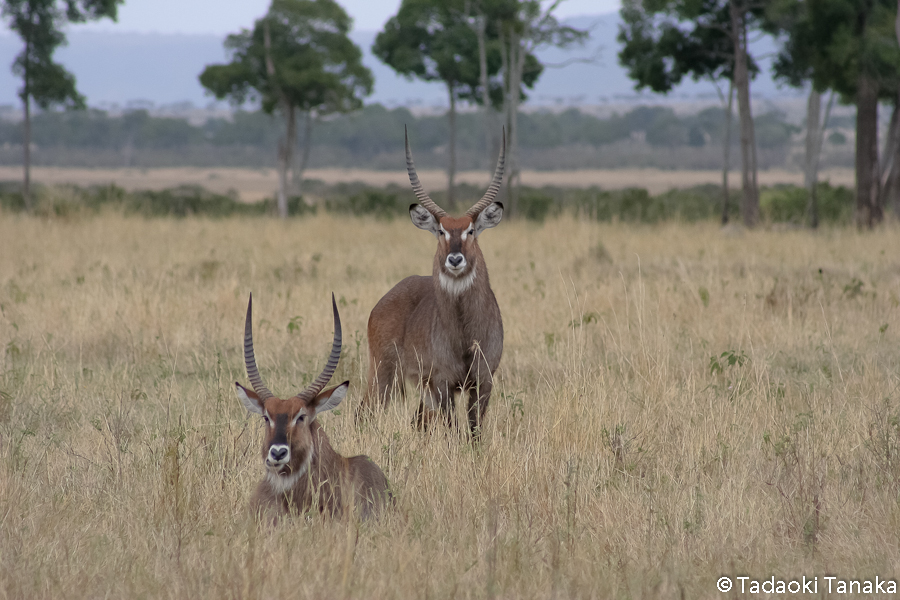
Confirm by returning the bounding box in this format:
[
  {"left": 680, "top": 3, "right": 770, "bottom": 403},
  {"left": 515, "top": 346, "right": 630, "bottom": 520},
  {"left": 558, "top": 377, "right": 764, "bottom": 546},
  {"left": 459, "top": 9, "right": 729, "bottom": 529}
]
[
  {"left": 235, "top": 293, "right": 390, "bottom": 519},
  {"left": 364, "top": 128, "right": 505, "bottom": 436}
]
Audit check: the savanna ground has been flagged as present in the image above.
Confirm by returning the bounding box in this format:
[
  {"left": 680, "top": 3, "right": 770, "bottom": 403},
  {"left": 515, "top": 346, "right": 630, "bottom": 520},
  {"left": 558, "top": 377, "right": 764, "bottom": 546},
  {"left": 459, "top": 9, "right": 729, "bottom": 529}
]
[
  {"left": 0, "top": 165, "right": 857, "bottom": 199},
  {"left": 1, "top": 208, "right": 900, "bottom": 599}
]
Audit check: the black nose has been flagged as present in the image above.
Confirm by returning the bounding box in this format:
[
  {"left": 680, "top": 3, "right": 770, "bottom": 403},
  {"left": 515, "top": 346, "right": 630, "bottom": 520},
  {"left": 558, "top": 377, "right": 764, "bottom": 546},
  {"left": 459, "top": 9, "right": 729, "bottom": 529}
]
[
  {"left": 448, "top": 254, "right": 463, "bottom": 267},
  {"left": 270, "top": 447, "right": 288, "bottom": 462}
]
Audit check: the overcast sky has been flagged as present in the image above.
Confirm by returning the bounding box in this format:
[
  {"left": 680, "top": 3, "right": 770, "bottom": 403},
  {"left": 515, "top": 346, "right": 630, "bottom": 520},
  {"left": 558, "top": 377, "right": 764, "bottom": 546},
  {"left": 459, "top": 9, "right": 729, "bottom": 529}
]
[{"left": 0, "top": 0, "right": 619, "bottom": 36}]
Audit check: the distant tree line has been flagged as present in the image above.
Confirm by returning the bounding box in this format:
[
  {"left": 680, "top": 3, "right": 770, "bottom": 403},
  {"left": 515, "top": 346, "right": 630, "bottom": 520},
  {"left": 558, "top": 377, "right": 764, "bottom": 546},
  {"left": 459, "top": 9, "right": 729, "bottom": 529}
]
[{"left": 0, "top": 103, "right": 812, "bottom": 166}]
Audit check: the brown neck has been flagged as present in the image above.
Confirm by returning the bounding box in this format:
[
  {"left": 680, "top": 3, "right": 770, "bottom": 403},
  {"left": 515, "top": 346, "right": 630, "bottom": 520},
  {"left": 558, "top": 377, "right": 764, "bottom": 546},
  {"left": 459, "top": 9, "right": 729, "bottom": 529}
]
[
  {"left": 432, "top": 248, "right": 496, "bottom": 327},
  {"left": 307, "top": 421, "right": 345, "bottom": 482}
]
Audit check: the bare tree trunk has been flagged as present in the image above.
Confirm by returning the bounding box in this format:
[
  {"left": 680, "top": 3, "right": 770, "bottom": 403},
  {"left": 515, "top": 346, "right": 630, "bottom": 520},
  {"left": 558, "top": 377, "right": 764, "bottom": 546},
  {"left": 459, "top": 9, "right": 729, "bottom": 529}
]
[
  {"left": 502, "top": 26, "right": 524, "bottom": 217},
  {"left": 729, "top": 0, "right": 759, "bottom": 227},
  {"left": 22, "top": 94, "right": 31, "bottom": 213},
  {"left": 856, "top": 73, "right": 881, "bottom": 228},
  {"left": 882, "top": 97, "right": 900, "bottom": 215},
  {"left": 447, "top": 84, "right": 457, "bottom": 208},
  {"left": 475, "top": 11, "right": 496, "bottom": 168},
  {"left": 264, "top": 19, "right": 292, "bottom": 219},
  {"left": 22, "top": 17, "right": 31, "bottom": 213},
  {"left": 804, "top": 89, "right": 822, "bottom": 228},
  {"left": 718, "top": 81, "right": 734, "bottom": 225},
  {"left": 291, "top": 110, "right": 313, "bottom": 197},
  {"left": 275, "top": 104, "right": 296, "bottom": 219}
]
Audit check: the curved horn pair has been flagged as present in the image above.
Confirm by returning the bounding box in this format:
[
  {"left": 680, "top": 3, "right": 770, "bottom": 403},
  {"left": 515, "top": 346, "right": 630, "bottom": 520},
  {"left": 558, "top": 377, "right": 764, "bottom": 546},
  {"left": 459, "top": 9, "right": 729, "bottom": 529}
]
[
  {"left": 242, "top": 293, "right": 342, "bottom": 403},
  {"left": 405, "top": 125, "right": 506, "bottom": 219}
]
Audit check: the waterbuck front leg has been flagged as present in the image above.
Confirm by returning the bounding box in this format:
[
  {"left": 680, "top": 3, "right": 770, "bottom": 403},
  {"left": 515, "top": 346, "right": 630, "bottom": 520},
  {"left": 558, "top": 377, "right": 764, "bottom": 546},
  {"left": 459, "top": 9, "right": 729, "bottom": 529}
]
[{"left": 465, "top": 376, "right": 493, "bottom": 439}]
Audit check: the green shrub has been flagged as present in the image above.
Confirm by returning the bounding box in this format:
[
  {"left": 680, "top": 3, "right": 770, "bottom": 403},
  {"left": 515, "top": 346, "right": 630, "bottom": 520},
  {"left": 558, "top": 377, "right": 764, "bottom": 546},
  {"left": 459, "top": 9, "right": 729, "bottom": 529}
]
[
  {"left": 125, "top": 185, "right": 260, "bottom": 217},
  {"left": 816, "top": 182, "right": 854, "bottom": 224},
  {"left": 326, "top": 189, "right": 403, "bottom": 219},
  {"left": 518, "top": 191, "right": 559, "bottom": 222},
  {"left": 760, "top": 183, "right": 853, "bottom": 225},
  {"left": 761, "top": 185, "right": 808, "bottom": 224}
]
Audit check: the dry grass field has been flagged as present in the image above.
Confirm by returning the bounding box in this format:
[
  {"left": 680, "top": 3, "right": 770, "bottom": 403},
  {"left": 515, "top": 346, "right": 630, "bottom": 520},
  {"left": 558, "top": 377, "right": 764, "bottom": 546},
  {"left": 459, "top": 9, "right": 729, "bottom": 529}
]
[
  {"left": 0, "top": 165, "right": 857, "bottom": 199},
  {"left": 2, "top": 210, "right": 900, "bottom": 598}
]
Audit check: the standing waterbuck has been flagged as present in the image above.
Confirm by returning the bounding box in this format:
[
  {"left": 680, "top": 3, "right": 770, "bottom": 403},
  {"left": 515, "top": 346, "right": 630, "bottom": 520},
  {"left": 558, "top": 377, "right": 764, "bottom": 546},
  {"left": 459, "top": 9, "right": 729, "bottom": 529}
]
[
  {"left": 364, "top": 128, "right": 506, "bottom": 436},
  {"left": 235, "top": 293, "right": 390, "bottom": 519}
]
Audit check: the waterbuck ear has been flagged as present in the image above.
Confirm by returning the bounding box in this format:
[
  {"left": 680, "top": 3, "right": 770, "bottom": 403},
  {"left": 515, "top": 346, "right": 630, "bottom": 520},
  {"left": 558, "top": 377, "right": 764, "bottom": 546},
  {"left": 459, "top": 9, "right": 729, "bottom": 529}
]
[
  {"left": 473, "top": 202, "right": 503, "bottom": 236},
  {"left": 410, "top": 204, "right": 440, "bottom": 236},
  {"left": 234, "top": 382, "right": 264, "bottom": 415},
  {"left": 311, "top": 380, "right": 349, "bottom": 417}
]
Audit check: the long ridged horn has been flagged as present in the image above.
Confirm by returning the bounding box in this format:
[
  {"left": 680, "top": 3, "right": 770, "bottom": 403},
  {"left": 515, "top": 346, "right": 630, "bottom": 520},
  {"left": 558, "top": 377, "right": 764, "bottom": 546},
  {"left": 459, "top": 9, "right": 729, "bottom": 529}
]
[
  {"left": 296, "top": 293, "right": 342, "bottom": 402},
  {"left": 405, "top": 125, "right": 447, "bottom": 219},
  {"left": 243, "top": 293, "right": 274, "bottom": 401},
  {"left": 466, "top": 127, "right": 506, "bottom": 218}
]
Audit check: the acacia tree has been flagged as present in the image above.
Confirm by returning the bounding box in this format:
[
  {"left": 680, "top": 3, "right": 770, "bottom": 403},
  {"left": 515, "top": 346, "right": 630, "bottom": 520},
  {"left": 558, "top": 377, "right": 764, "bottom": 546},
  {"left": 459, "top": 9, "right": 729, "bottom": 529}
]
[
  {"left": 780, "top": 0, "right": 900, "bottom": 228},
  {"left": 767, "top": 0, "right": 837, "bottom": 228},
  {"left": 200, "top": 0, "right": 372, "bottom": 218},
  {"left": 619, "top": 0, "right": 765, "bottom": 227},
  {"left": 2, "top": 0, "right": 122, "bottom": 212},
  {"left": 492, "top": 0, "right": 586, "bottom": 215},
  {"left": 374, "top": 0, "right": 487, "bottom": 206}
]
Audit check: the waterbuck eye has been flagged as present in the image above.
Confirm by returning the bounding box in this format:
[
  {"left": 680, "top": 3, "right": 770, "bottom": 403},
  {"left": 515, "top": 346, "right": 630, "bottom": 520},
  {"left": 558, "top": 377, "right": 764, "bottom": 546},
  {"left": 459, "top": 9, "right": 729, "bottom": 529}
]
[
  {"left": 297, "top": 414, "right": 306, "bottom": 423},
  {"left": 262, "top": 415, "right": 270, "bottom": 423}
]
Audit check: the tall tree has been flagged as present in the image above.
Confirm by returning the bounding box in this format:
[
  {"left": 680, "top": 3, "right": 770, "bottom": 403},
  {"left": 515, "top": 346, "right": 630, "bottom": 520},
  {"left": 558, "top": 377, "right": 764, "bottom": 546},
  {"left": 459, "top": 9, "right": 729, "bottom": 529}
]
[
  {"left": 374, "top": 0, "right": 488, "bottom": 207},
  {"left": 619, "top": 0, "right": 765, "bottom": 227},
  {"left": 200, "top": 0, "right": 373, "bottom": 218},
  {"left": 767, "top": 0, "right": 836, "bottom": 228},
  {"left": 2, "top": 0, "right": 122, "bottom": 212},
  {"left": 782, "top": 0, "right": 900, "bottom": 228},
  {"left": 493, "top": 0, "right": 586, "bottom": 215}
]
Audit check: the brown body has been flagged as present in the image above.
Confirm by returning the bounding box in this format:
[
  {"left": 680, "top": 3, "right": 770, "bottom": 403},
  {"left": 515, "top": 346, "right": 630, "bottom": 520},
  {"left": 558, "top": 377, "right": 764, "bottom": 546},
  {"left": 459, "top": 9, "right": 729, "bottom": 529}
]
[
  {"left": 365, "top": 130, "right": 506, "bottom": 435},
  {"left": 248, "top": 418, "right": 389, "bottom": 520},
  {"left": 235, "top": 294, "right": 390, "bottom": 520}
]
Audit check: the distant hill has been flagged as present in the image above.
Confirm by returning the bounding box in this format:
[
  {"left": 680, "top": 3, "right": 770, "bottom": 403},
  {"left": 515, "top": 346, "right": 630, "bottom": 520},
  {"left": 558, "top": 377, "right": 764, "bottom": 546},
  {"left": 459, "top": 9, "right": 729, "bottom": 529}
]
[{"left": 0, "top": 13, "right": 799, "bottom": 111}]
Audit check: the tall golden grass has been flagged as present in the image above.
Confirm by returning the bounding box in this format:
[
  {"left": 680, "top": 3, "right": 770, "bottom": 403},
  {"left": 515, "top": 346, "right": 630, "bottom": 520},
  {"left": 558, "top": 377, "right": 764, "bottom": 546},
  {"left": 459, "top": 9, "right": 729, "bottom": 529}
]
[{"left": 2, "top": 211, "right": 900, "bottom": 598}]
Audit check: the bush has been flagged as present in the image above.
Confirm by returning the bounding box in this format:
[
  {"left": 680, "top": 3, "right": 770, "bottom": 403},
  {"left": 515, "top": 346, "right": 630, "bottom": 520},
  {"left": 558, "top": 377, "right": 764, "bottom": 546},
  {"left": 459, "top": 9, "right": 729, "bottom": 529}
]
[
  {"left": 518, "top": 191, "right": 559, "bottom": 222},
  {"left": 760, "top": 183, "right": 854, "bottom": 225},
  {"left": 0, "top": 180, "right": 858, "bottom": 225},
  {"left": 761, "top": 185, "right": 807, "bottom": 224},
  {"left": 326, "top": 189, "right": 404, "bottom": 219},
  {"left": 125, "top": 185, "right": 260, "bottom": 217}
]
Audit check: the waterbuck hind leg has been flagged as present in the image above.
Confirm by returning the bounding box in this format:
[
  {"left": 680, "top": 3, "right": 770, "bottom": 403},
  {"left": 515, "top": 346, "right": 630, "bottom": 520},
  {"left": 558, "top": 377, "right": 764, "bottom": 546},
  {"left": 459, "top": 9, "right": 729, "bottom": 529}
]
[{"left": 466, "top": 378, "right": 493, "bottom": 440}]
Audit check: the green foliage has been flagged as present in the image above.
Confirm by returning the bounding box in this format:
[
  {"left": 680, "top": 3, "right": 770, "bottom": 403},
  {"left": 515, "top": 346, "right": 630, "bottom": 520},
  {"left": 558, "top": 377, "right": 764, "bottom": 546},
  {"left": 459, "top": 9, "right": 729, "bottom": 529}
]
[
  {"left": 618, "top": 0, "right": 763, "bottom": 94},
  {"left": 0, "top": 182, "right": 267, "bottom": 217},
  {"left": 199, "top": 0, "right": 373, "bottom": 115},
  {"left": 760, "top": 183, "right": 854, "bottom": 225},
  {"left": 0, "top": 104, "right": 802, "bottom": 163},
  {"left": 777, "top": 0, "right": 900, "bottom": 100},
  {"left": 709, "top": 350, "right": 749, "bottom": 376},
  {"left": 327, "top": 189, "right": 404, "bottom": 219},
  {"left": 373, "top": 0, "right": 487, "bottom": 103},
  {"left": 0, "top": 181, "right": 856, "bottom": 225},
  {"left": 2, "top": 0, "right": 123, "bottom": 108},
  {"left": 698, "top": 286, "right": 710, "bottom": 307},
  {"left": 517, "top": 191, "right": 558, "bottom": 222},
  {"left": 827, "top": 130, "right": 847, "bottom": 145}
]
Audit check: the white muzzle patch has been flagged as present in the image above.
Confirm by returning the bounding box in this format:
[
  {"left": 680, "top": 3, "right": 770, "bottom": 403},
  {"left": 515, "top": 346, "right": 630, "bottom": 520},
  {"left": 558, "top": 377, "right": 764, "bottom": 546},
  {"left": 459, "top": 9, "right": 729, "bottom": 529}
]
[
  {"left": 265, "top": 449, "right": 312, "bottom": 494},
  {"left": 439, "top": 268, "right": 477, "bottom": 296}
]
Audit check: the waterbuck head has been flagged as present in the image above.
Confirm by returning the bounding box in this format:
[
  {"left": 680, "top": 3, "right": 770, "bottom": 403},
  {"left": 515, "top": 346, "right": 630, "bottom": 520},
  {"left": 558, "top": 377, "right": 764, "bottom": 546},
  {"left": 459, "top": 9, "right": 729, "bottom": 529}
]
[
  {"left": 405, "top": 127, "right": 505, "bottom": 296},
  {"left": 234, "top": 293, "right": 347, "bottom": 493}
]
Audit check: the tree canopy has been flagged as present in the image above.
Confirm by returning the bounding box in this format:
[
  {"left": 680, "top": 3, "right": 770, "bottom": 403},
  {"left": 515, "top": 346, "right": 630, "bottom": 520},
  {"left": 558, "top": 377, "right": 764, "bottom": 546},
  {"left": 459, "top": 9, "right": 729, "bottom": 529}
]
[
  {"left": 199, "top": 0, "right": 373, "bottom": 218},
  {"left": 199, "top": 0, "right": 373, "bottom": 116}
]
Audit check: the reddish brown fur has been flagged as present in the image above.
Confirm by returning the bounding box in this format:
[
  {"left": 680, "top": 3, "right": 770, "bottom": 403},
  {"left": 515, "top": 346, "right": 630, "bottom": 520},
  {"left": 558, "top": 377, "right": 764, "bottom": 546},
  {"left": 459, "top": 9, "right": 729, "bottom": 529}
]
[
  {"left": 364, "top": 206, "right": 504, "bottom": 435},
  {"left": 237, "top": 383, "right": 391, "bottom": 520}
]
